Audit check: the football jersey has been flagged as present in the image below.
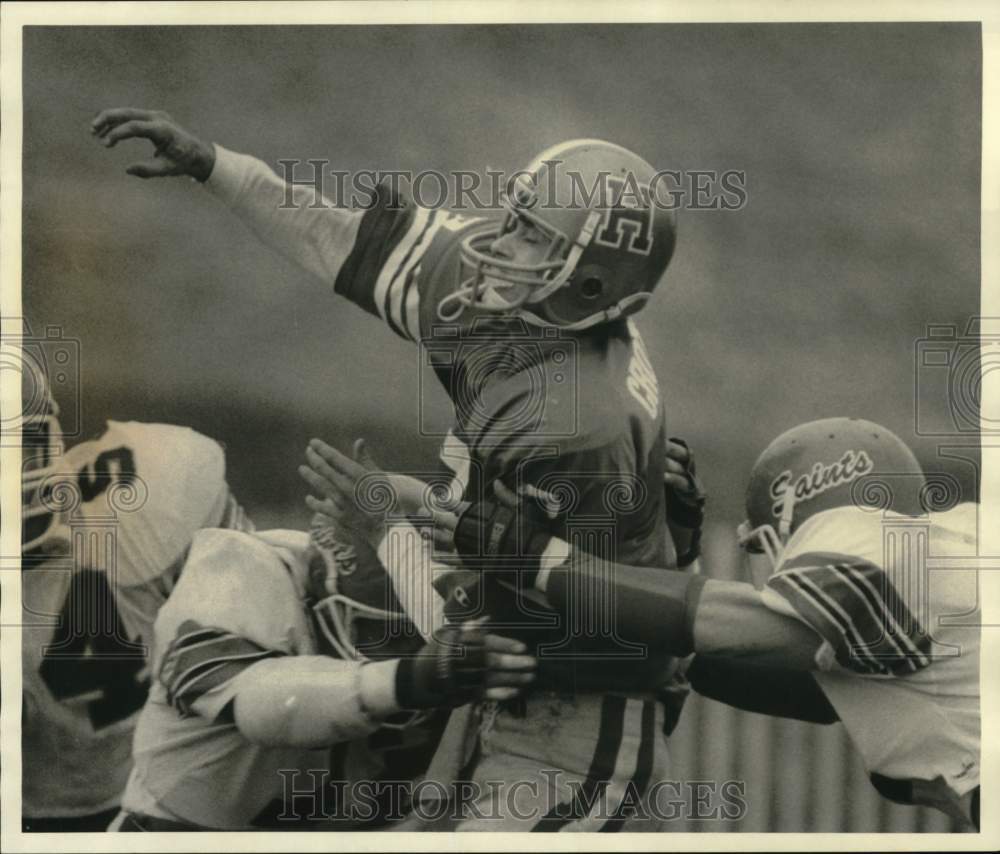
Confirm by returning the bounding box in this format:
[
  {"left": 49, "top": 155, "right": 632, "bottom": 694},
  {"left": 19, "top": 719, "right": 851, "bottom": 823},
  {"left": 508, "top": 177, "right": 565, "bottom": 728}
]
[
  {"left": 121, "top": 528, "right": 373, "bottom": 829},
  {"left": 761, "top": 503, "right": 981, "bottom": 798},
  {"left": 336, "top": 183, "right": 676, "bottom": 689},
  {"left": 208, "top": 149, "right": 680, "bottom": 689},
  {"left": 21, "top": 421, "right": 242, "bottom": 818}
]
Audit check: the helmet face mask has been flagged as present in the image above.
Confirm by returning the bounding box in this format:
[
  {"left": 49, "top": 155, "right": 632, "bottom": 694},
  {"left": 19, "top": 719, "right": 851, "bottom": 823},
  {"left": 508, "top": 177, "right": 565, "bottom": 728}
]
[
  {"left": 307, "top": 516, "right": 422, "bottom": 663},
  {"left": 307, "top": 520, "right": 427, "bottom": 730},
  {"left": 441, "top": 209, "right": 579, "bottom": 321},
  {"left": 442, "top": 139, "right": 677, "bottom": 330},
  {"left": 20, "top": 355, "right": 67, "bottom": 557},
  {"left": 312, "top": 591, "right": 410, "bottom": 663},
  {"left": 736, "top": 520, "right": 785, "bottom": 589}
]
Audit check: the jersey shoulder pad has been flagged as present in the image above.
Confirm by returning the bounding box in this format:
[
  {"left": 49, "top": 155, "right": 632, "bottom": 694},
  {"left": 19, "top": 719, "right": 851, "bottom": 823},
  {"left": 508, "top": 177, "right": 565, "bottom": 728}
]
[
  {"left": 334, "top": 178, "right": 489, "bottom": 341},
  {"left": 154, "top": 528, "right": 313, "bottom": 669},
  {"left": 765, "top": 532, "right": 932, "bottom": 676},
  {"left": 68, "top": 422, "right": 229, "bottom": 587},
  {"left": 781, "top": 505, "right": 885, "bottom": 569}
]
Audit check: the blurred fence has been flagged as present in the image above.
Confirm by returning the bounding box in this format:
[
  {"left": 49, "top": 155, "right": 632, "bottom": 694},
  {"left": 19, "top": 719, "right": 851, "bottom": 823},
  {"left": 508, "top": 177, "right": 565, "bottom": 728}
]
[{"left": 663, "top": 522, "right": 958, "bottom": 832}]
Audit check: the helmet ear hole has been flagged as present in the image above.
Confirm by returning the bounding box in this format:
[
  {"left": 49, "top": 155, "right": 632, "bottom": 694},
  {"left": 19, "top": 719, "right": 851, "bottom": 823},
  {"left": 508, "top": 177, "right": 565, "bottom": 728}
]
[
  {"left": 536, "top": 263, "right": 614, "bottom": 326},
  {"left": 580, "top": 277, "right": 604, "bottom": 300}
]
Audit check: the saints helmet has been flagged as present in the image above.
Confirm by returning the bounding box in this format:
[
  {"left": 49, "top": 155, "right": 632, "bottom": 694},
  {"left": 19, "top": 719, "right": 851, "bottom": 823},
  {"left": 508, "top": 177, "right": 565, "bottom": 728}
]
[
  {"left": 307, "top": 514, "right": 422, "bottom": 663},
  {"left": 737, "top": 417, "right": 926, "bottom": 569},
  {"left": 442, "top": 139, "right": 677, "bottom": 330}
]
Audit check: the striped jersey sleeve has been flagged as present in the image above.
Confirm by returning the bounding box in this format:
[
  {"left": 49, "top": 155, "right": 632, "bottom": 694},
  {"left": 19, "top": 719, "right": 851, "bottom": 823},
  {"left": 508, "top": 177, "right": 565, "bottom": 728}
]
[
  {"left": 158, "top": 619, "right": 283, "bottom": 718},
  {"left": 204, "top": 147, "right": 489, "bottom": 342},
  {"left": 764, "top": 550, "right": 932, "bottom": 676},
  {"left": 333, "top": 179, "right": 487, "bottom": 342}
]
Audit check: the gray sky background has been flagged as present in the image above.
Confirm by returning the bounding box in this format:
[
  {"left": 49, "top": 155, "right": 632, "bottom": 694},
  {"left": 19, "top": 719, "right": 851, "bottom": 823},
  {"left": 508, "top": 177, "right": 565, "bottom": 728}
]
[{"left": 22, "top": 23, "right": 981, "bottom": 525}]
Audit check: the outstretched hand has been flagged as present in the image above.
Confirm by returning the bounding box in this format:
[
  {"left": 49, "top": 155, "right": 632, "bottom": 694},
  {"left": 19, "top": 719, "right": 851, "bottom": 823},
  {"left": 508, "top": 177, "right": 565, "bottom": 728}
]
[
  {"left": 298, "top": 438, "right": 436, "bottom": 547},
  {"left": 91, "top": 107, "right": 216, "bottom": 181}
]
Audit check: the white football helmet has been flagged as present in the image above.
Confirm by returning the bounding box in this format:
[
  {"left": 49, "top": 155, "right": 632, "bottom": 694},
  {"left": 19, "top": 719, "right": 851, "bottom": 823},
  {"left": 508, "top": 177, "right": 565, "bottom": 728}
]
[
  {"left": 15, "top": 348, "right": 68, "bottom": 556},
  {"left": 737, "top": 417, "right": 925, "bottom": 582}
]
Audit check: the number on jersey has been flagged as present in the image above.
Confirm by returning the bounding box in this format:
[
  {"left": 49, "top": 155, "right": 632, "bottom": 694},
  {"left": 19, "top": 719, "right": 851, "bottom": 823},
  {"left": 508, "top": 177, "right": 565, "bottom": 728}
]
[
  {"left": 627, "top": 328, "right": 659, "bottom": 419},
  {"left": 36, "top": 445, "right": 147, "bottom": 729},
  {"left": 39, "top": 569, "right": 149, "bottom": 729}
]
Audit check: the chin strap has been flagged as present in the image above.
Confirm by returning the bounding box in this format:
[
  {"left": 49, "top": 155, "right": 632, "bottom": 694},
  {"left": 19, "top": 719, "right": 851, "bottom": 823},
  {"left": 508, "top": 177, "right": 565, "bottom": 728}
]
[{"left": 518, "top": 289, "right": 653, "bottom": 332}]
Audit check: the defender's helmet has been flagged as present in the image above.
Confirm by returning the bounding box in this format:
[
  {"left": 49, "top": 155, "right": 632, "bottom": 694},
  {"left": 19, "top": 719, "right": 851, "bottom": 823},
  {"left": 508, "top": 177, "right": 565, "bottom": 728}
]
[
  {"left": 737, "top": 418, "right": 926, "bottom": 569},
  {"left": 15, "top": 349, "right": 67, "bottom": 555},
  {"left": 443, "top": 139, "right": 677, "bottom": 331},
  {"left": 308, "top": 515, "right": 422, "bottom": 663}
]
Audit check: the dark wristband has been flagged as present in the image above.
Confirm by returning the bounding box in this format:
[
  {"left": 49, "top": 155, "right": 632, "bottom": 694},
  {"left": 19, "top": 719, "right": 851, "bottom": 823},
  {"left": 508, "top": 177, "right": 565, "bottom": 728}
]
[
  {"left": 395, "top": 655, "right": 441, "bottom": 710},
  {"left": 545, "top": 556, "right": 707, "bottom": 657}
]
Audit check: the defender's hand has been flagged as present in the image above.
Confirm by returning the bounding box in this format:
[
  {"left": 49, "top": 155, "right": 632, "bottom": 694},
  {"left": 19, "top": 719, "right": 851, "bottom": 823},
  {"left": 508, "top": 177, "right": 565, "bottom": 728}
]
[
  {"left": 91, "top": 108, "right": 216, "bottom": 181},
  {"left": 299, "top": 438, "right": 431, "bottom": 547},
  {"left": 396, "top": 621, "right": 536, "bottom": 708},
  {"left": 664, "top": 437, "right": 707, "bottom": 567}
]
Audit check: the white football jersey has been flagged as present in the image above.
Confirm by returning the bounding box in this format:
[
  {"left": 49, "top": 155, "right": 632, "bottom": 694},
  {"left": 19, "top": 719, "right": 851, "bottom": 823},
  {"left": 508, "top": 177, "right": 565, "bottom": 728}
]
[
  {"left": 122, "top": 528, "right": 366, "bottom": 829},
  {"left": 762, "top": 502, "right": 981, "bottom": 798},
  {"left": 22, "top": 421, "right": 243, "bottom": 818}
]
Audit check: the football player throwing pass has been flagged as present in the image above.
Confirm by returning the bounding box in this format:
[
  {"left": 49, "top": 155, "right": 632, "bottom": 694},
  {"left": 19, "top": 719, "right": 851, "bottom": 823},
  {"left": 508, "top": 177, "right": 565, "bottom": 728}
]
[{"left": 96, "top": 107, "right": 689, "bottom": 830}]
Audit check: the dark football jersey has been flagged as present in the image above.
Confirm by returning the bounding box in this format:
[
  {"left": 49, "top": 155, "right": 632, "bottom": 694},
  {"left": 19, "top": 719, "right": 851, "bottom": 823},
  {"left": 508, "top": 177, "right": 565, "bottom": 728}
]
[
  {"left": 335, "top": 184, "right": 678, "bottom": 690},
  {"left": 336, "top": 184, "right": 674, "bottom": 556}
]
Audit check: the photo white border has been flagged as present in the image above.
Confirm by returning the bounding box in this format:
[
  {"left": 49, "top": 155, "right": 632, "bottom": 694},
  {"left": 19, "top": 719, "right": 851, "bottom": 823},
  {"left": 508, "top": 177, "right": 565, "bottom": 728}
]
[{"left": 1, "top": 1, "right": 997, "bottom": 851}]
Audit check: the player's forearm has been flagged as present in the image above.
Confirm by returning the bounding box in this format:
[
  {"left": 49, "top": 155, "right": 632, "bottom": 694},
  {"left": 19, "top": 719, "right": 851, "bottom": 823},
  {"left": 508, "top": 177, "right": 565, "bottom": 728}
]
[
  {"left": 686, "top": 655, "right": 838, "bottom": 723},
  {"left": 540, "top": 551, "right": 824, "bottom": 670},
  {"left": 205, "top": 144, "right": 363, "bottom": 286},
  {"left": 232, "top": 656, "right": 399, "bottom": 748},
  {"left": 693, "top": 579, "right": 822, "bottom": 668},
  {"left": 377, "top": 520, "right": 447, "bottom": 641}
]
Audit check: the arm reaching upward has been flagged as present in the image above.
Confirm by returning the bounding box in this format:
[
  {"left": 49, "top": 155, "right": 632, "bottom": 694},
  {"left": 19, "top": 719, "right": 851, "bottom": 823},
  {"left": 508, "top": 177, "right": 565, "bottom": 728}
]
[
  {"left": 93, "top": 107, "right": 363, "bottom": 288},
  {"left": 95, "top": 106, "right": 500, "bottom": 345}
]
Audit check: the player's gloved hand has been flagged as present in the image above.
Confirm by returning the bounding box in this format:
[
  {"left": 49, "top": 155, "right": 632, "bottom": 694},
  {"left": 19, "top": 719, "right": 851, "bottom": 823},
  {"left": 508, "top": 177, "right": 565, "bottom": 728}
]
[
  {"left": 445, "top": 480, "right": 554, "bottom": 589},
  {"left": 664, "top": 438, "right": 707, "bottom": 567},
  {"left": 299, "top": 438, "right": 432, "bottom": 550},
  {"left": 91, "top": 108, "right": 216, "bottom": 181},
  {"left": 395, "top": 621, "right": 536, "bottom": 709}
]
